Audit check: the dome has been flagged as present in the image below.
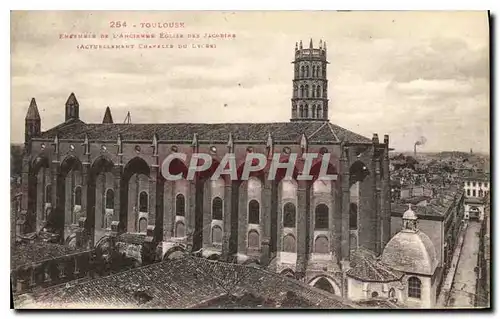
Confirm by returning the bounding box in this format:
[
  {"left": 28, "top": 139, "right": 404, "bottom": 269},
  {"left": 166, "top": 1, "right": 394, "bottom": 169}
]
[
  {"left": 402, "top": 204, "right": 417, "bottom": 220},
  {"left": 381, "top": 230, "right": 438, "bottom": 275}
]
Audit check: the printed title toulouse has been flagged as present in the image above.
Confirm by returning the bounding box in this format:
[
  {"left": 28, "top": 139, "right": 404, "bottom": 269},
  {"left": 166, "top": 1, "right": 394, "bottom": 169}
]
[{"left": 161, "top": 152, "right": 337, "bottom": 181}]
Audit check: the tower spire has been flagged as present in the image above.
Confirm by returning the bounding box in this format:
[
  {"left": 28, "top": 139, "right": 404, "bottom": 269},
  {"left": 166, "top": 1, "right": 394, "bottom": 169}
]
[
  {"left": 25, "top": 97, "right": 41, "bottom": 145},
  {"left": 309, "top": 38, "right": 313, "bottom": 48},
  {"left": 102, "top": 106, "right": 113, "bottom": 124},
  {"left": 25, "top": 98, "right": 40, "bottom": 120},
  {"left": 65, "top": 92, "right": 80, "bottom": 121}
]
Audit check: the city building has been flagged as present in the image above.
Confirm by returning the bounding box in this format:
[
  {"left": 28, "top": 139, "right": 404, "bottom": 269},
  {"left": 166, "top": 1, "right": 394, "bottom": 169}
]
[
  {"left": 16, "top": 40, "right": 392, "bottom": 297},
  {"left": 462, "top": 173, "right": 490, "bottom": 220}
]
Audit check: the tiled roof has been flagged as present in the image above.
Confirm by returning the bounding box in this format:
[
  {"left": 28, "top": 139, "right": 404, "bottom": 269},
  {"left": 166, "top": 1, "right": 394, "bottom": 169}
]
[
  {"left": 20, "top": 256, "right": 357, "bottom": 309},
  {"left": 38, "top": 120, "right": 372, "bottom": 144},
  {"left": 346, "top": 248, "right": 403, "bottom": 283},
  {"left": 12, "top": 242, "right": 89, "bottom": 269}
]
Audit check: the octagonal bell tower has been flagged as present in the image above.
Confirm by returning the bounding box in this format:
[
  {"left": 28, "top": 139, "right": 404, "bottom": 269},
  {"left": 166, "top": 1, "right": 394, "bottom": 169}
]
[{"left": 291, "top": 39, "right": 329, "bottom": 121}]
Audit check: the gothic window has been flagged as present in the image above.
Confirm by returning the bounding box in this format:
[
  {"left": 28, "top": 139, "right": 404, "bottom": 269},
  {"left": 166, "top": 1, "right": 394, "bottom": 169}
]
[
  {"left": 283, "top": 202, "right": 296, "bottom": 227},
  {"left": 248, "top": 230, "right": 260, "bottom": 248},
  {"left": 316, "top": 105, "right": 322, "bottom": 118},
  {"left": 316, "top": 85, "right": 321, "bottom": 97},
  {"left": 105, "top": 189, "right": 114, "bottom": 209},
  {"left": 139, "top": 191, "right": 148, "bottom": 212},
  {"left": 473, "top": 189, "right": 476, "bottom": 197},
  {"left": 305, "top": 65, "right": 309, "bottom": 77},
  {"left": 314, "top": 235, "right": 329, "bottom": 254},
  {"left": 138, "top": 218, "right": 147, "bottom": 233},
  {"left": 305, "top": 84, "right": 309, "bottom": 98},
  {"left": 294, "top": 85, "right": 298, "bottom": 97},
  {"left": 408, "top": 276, "right": 421, "bottom": 299},
  {"left": 45, "top": 184, "right": 52, "bottom": 203},
  {"left": 315, "top": 204, "right": 329, "bottom": 229},
  {"left": 299, "top": 105, "right": 304, "bottom": 118},
  {"left": 300, "top": 85, "right": 304, "bottom": 97},
  {"left": 301, "top": 65, "right": 305, "bottom": 77},
  {"left": 314, "top": 277, "right": 334, "bottom": 293},
  {"left": 175, "top": 221, "right": 185, "bottom": 237},
  {"left": 304, "top": 104, "right": 309, "bottom": 118},
  {"left": 248, "top": 200, "right": 260, "bottom": 224},
  {"left": 176, "top": 194, "right": 185, "bottom": 216},
  {"left": 282, "top": 234, "right": 296, "bottom": 252},
  {"left": 212, "top": 197, "right": 223, "bottom": 220},
  {"left": 317, "top": 66, "right": 321, "bottom": 77},
  {"left": 312, "top": 105, "right": 316, "bottom": 118},
  {"left": 312, "top": 85, "right": 316, "bottom": 97},
  {"left": 467, "top": 189, "right": 471, "bottom": 196},
  {"left": 212, "top": 225, "right": 222, "bottom": 244},
  {"left": 74, "top": 186, "right": 82, "bottom": 206},
  {"left": 349, "top": 203, "right": 358, "bottom": 230},
  {"left": 312, "top": 65, "right": 316, "bottom": 78}
]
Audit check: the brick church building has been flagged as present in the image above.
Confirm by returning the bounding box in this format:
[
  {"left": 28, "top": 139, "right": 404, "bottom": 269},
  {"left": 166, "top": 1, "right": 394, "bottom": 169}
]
[{"left": 18, "top": 39, "right": 392, "bottom": 297}]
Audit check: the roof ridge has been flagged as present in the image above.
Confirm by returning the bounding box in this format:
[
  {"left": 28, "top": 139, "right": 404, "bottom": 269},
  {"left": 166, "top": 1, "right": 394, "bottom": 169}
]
[
  {"left": 307, "top": 121, "right": 329, "bottom": 140},
  {"left": 326, "top": 122, "right": 340, "bottom": 141}
]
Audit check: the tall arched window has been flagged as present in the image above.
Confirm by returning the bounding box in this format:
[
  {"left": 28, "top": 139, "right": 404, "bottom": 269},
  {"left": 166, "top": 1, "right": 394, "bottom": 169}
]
[
  {"left": 176, "top": 194, "right": 185, "bottom": 216},
  {"left": 45, "top": 184, "right": 52, "bottom": 203},
  {"left": 139, "top": 191, "right": 148, "bottom": 212},
  {"left": 312, "top": 85, "right": 316, "bottom": 97},
  {"left": 305, "top": 84, "right": 309, "bottom": 98},
  {"left": 283, "top": 202, "right": 296, "bottom": 227},
  {"left": 299, "top": 105, "right": 304, "bottom": 118},
  {"left": 248, "top": 230, "right": 260, "bottom": 248},
  {"left": 317, "top": 66, "right": 321, "bottom": 77},
  {"left": 312, "top": 65, "right": 316, "bottom": 78},
  {"left": 212, "top": 197, "right": 223, "bottom": 220},
  {"left": 300, "top": 85, "right": 304, "bottom": 97},
  {"left": 315, "top": 204, "right": 329, "bottom": 229},
  {"left": 316, "top": 85, "right": 321, "bottom": 97},
  {"left": 212, "top": 226, "right": 222, "bottom": 244},
  {"left": 473, "top": 189, "right": 476, "bottom": 197},
  {"left": 305, "top": 65, "right": 309, "bottom": 77},
  {"left": 282, "top": 234, "right": 296, "bottom": 252},
  {"left": 301, "top": 65, "right": 305, "bottom": 77},
  {"left": 467, "top": 189, "right": 471, "bottom": 196},
  {"left": 312, "top": 105, "right": 317, "bottom": 118},
  {"left": 408, "top": 277, "right": 422, "bottom": 299},
  {"left": 74, "top": 186, "right": 82, "bottom": 206},
  {"left": 316, "top": 105, "right": 322, "bottom": 118},
  {"left": 304, "top": 104, "right": 309, "bottom": 118},
  {"left": 105, "top": 189, "right": 114, "bottom": 209},
  {"left": 248, "top": 200, "right": 260, "bottom": 224},
  {"left": 349, "top": 203, "right": 358, "bottom": 230}
]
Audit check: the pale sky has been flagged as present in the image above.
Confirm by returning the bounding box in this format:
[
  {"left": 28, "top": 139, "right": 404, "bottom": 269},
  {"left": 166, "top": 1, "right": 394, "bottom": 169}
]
[{"left": 11, "top": 11, "right": 490, "bottom": 153}]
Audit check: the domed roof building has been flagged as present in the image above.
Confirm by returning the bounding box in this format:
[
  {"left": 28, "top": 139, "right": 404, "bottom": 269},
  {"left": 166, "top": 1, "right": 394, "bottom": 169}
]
[
  {"left": 381, "top": 205, "right": 438, "bottom": 276},
  {"left": 345, "top": 205, "right": 441, "bottom": 308}
]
